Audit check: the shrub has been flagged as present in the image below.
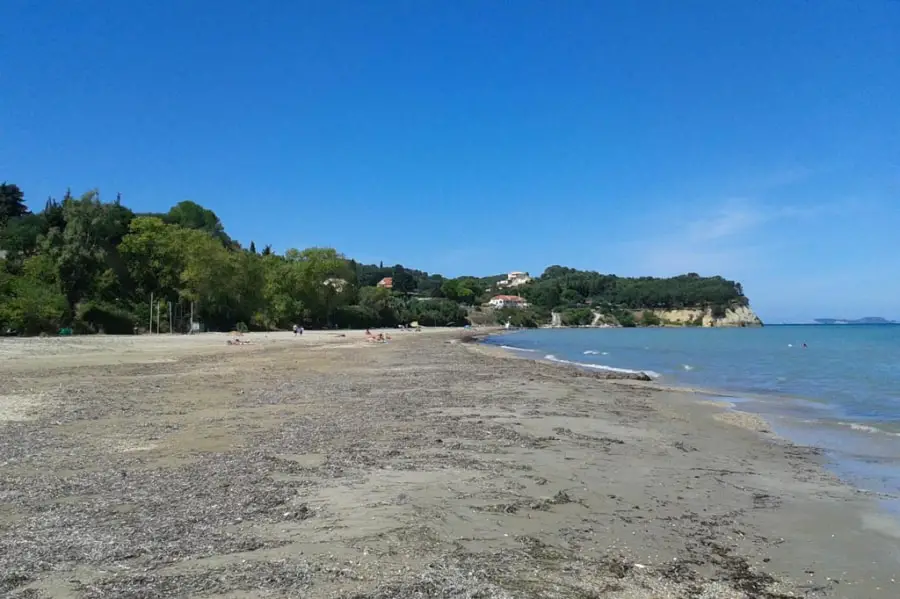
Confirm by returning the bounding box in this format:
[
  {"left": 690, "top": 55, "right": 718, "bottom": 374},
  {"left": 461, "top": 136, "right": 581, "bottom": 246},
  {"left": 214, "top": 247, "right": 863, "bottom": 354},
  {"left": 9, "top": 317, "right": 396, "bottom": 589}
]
[
  {"left": 640, "top": 310, "right": 662, "bottom": 326},
  {"left": 75, "top": 301, "right": 136, "bottom": 335},
  {"left": 617, "top": 311, "right": 637, "bottom": 328},
  {"left": 332, "top": 305, "right": 379, "bottom": 329},
  {"left": 408, "top": 298, "right": 468, "bottom": 327},
  {"left": 561, "top": 308, "right": 594, "bottom": 326},
  {"left": 0, "top": 260, "right": 69, "bottom": 335}
]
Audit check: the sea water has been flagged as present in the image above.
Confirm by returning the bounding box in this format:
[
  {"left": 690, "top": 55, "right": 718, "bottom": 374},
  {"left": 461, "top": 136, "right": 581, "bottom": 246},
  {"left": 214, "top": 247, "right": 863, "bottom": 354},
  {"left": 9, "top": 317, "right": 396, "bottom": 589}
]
[{"left": 486, "top": 325, "right": 900, "bottom": 506}]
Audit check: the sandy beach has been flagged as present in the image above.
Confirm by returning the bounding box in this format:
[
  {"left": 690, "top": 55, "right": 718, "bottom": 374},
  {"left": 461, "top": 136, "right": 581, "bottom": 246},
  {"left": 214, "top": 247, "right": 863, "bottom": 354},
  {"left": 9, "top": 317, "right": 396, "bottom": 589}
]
[{"left": 1, "top": 330, "right": 898, "bottom": 598}]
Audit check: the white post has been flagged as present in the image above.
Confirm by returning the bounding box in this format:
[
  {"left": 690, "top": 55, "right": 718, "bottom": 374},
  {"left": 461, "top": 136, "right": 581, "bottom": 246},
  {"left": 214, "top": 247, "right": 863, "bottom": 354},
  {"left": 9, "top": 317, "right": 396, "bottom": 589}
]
[
  {"left": 169, "top": 302, "right": 173, "bottom": 334},
  {"left": 157, "top": 300, "right": 161, "bottom": 334},
  {"left": 149, "top": 293, "right": 154, "bottom": 334}
]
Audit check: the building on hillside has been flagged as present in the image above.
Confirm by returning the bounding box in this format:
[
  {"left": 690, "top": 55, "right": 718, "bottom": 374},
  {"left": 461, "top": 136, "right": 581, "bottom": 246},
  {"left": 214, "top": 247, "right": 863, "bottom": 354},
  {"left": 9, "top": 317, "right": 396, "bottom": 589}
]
[
  {"left": 497, "top": 271, "right": 532, "bottom": 288},
  {"left": 376, "top": 277, "right": 393, "bottom": 289},
  {"left": 488, "top": 295, "right": 529, "bottom": 309}
]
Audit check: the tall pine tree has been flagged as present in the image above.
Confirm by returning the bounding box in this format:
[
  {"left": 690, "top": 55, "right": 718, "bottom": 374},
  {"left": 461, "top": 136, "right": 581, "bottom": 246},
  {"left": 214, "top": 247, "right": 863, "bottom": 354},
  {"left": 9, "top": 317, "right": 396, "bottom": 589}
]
[{"left": 0, "top": 182, "right": 29, "bottom": 224}]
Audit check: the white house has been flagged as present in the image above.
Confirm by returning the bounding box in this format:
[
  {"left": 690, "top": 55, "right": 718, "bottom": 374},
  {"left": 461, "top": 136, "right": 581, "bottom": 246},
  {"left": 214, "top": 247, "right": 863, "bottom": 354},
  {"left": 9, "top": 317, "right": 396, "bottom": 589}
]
[
  {"left": 497, "top": 271, "right": 532, "bottom": 288},
  {"left": 489, "top": 295, "right": 529, "bottom": 309}
]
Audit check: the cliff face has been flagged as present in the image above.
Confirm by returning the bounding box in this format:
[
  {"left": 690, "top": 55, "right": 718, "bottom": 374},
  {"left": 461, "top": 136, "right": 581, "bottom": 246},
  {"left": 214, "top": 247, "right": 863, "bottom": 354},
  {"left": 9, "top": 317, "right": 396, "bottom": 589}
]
[
  {"left": 551, "top": 306, "right": 763, "bottom": 328},
  {"left": 638, "top": 305, "right": 763, "bottom": 327}
]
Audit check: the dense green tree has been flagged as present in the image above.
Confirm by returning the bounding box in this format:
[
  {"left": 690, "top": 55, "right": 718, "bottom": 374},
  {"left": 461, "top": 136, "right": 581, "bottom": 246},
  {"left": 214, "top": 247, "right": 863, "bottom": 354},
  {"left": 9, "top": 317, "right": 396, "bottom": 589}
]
[
  {"left": 288, "top": 247, "right": 353, "bottom": 326},
  {"left": 0, "top": 213, "right": 46, "bottom": 257},
  {"left": 561, "top": 307, "right": 594, "bottom": 326},
  {"left": 0, "top": 255, "right": 69, "bottom": 335},
  {"left": 165, "top": 200, "right": 234, "bottom": 246},
  {"left": 617, "top": 311, "right": 637, "bottom": 327},
  {"left": 0, "top": 182, "right": 29, "bottom": 224},
  {"left": 407, "top": 298, "right": 468, "bottom": 326},
  {"left": 165, "top": 200, "right": 221, "bottom": 233},
  {"left": 38, "top": 190, "right": 134, "bottom": 307},
  {"left": 358, "top": 286, "right": 405, "bottom": 326},
  {"left": 391, "top": 265, "right": 417, "bottom": 295},
  {"left": 440, "top": 277, "right": 483, "bottom": 305}
]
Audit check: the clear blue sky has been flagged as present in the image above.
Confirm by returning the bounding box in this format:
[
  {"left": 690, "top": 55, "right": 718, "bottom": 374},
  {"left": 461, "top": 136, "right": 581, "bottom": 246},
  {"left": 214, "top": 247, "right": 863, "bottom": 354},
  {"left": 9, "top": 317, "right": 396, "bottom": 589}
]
[{"left": 2, "top": 0, "right": 898, "bottom": 321}]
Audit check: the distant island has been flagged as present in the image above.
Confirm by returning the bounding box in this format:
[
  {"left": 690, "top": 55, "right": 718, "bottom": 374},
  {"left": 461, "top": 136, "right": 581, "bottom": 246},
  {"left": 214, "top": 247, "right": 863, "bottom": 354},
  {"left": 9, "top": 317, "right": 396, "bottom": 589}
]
[
  {"left": 1, "top": 182, "right": 761, "bottom": 335},
  {"left": 813, "top": 317, "right": 898, "bottom": 325}
]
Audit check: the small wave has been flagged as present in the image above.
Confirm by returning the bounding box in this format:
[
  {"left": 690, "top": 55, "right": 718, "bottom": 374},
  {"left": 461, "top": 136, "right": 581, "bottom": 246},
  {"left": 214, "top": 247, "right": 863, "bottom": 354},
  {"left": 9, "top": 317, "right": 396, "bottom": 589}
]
[
  {"left": 834, "top": 421, "right": 900, "bottom": 437},
  {"left": 583, "top": 350, "right": 600, "bottom": 355},
  {"left": 544, "top": 354, "right": 659, "bottom": 378},
  {"left": 499, "top": 345, "right": 538, "bottom": 353},
  {"left": 682, "top": 364, "right": 694, "bottom": 371}
]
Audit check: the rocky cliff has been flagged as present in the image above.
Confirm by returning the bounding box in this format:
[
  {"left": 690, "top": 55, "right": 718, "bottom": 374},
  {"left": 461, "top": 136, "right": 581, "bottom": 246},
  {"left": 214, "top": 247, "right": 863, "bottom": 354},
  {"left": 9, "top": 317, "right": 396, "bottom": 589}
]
[
  {"left": 546, "top": 306, "right": 763, "bottom": 328},
  {"left": 634, "top": 305, "right": 763, "bottom": 327}
]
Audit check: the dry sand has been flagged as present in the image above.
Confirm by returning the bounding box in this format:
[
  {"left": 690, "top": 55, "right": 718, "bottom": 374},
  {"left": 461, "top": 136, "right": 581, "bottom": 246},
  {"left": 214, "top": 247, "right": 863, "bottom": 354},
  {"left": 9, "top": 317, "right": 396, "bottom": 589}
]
[{"left": 1, "top": 329, "right": 898, "bottom": 598}]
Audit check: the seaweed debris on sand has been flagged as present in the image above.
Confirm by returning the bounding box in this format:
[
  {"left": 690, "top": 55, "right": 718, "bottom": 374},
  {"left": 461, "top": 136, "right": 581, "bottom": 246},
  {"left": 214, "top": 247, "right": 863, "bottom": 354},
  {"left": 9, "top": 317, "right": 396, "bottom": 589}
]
[{"left": 0, "top": 330, "right": 896, "bottom": 598}]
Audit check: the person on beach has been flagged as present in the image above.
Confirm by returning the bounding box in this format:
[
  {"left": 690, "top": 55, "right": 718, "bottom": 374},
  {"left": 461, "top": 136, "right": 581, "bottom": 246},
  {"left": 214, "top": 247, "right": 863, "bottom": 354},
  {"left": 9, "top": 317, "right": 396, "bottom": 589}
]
[{"left": 292, "top": 324, "right": 298, "bottom": 336}]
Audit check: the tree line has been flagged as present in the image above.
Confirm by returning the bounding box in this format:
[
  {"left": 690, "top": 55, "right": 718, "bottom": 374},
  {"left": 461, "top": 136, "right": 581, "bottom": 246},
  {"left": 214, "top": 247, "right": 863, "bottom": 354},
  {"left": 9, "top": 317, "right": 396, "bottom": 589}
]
[
  {"left": 0, "top": 183, "right": 475, "bottom": 335},
  {"left": 0, "top": 182, "right": 751, "bottom": 335}
]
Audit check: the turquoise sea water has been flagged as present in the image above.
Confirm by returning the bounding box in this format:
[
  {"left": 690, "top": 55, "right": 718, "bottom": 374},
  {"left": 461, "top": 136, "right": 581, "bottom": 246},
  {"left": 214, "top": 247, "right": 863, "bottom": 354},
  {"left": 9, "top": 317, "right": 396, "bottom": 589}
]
[{"left": 485, "top": 325, "right": 900, "bottom": 504}]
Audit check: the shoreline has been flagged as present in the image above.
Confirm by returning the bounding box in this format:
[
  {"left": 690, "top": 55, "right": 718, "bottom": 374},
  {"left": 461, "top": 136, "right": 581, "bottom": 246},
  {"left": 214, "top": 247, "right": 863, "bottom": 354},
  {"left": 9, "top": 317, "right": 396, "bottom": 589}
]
[
  {"left": 480, "top": 330, "right": 900, "bottom": 518},
  {"left": 471, "top": 340, "right": 781, "bottom": 435},
  {"left": 2, "top": 330, "right": 899, "bottom": 597}
]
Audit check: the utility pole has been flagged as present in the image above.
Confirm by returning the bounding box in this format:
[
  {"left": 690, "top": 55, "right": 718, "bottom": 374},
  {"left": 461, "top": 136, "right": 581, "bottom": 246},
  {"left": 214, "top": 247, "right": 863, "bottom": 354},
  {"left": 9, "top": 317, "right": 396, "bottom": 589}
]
[{"left": 149, "top": 293, "right": 153, "bottom": 334}]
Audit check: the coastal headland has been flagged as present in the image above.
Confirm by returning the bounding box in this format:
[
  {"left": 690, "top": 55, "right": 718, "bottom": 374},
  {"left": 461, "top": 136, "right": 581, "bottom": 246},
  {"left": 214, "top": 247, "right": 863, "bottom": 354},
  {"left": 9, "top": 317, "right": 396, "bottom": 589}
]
[{"left": 1, "top": 329, "right": 897, "bottom": 598}]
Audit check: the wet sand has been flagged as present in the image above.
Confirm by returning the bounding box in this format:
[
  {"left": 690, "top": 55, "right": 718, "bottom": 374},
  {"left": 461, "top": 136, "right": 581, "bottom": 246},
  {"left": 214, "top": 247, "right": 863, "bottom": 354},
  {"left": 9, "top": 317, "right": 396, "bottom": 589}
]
[{"left": 1, "top": 330, "right": 898, "bottom": 598}]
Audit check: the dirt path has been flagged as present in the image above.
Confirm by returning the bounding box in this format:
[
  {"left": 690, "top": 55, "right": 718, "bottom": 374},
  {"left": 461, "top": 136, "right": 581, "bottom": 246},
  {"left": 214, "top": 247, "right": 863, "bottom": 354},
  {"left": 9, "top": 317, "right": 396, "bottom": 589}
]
[{"left": 1, "top": 332, "right": 898, "bottom": 598}]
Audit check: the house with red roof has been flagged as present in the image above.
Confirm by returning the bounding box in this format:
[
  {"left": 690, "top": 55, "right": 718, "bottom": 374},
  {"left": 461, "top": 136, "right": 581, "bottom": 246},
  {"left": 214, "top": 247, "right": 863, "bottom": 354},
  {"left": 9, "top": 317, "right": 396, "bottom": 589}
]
[{"left": 377, "top": 277, "right": 393, "bottom": 289}]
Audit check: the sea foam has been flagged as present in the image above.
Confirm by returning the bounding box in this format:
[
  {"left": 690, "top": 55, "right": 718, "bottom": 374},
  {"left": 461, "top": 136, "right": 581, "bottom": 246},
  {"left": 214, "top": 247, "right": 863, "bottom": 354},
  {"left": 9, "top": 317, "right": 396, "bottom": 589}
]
[
  {"left": 837, "top": 421, "right": 900, "bottom": 437},
  {"left": 500, "top": 345, "right": 537, "bottom": 353},
  {"left": 544, "top": 354, "right": 659, "bottom": 378}
]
